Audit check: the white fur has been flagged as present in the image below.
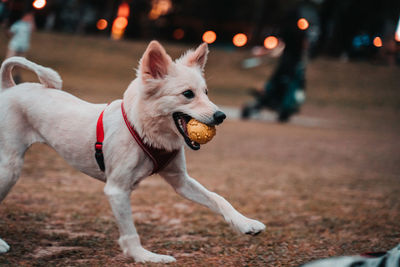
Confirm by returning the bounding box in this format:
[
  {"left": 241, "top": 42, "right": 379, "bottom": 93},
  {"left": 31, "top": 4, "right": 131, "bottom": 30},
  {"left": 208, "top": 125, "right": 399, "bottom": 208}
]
[
  {"left": 0, "top": 41, "right": 265, "bottom": 263},
  {"left": 1, "top": 56, "right": 62, "bottom": 90}
]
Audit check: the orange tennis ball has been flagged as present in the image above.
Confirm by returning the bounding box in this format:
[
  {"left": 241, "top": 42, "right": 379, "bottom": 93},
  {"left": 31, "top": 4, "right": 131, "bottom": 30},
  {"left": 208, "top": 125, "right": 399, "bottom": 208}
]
[{"left": 187, "top": 119, "right": 216, "bottom": 144}]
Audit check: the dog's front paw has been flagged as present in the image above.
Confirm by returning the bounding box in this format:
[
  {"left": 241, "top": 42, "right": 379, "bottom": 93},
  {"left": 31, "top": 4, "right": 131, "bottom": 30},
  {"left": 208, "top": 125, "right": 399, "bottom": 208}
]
[
  {"left": 233, "top": 218, "right": 266, "bottom": 236},
  {"left": 131, "top": 247, "right": 176, "bottom": 263},
  {"left": 244, "top": 219, "right": 266, "bottom": 235},
  {"left": 0, "top": 238, "right": 10, "bottom": 253},
  {"left": 119, "top": 235, "right": 176, "bottom": 263}
]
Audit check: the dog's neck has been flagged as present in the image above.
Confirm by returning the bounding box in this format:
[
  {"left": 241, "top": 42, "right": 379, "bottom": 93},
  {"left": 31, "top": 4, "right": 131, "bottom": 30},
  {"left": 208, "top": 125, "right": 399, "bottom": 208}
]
[{"left": 122, "top": 80, "right": 182, "bottom": 152}]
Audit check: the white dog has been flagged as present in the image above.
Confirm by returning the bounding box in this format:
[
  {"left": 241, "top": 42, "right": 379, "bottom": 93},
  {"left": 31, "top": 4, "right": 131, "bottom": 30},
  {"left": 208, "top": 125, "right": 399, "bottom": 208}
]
[{"left": 0, "top": 41, "right": 265, "bottom": 263}]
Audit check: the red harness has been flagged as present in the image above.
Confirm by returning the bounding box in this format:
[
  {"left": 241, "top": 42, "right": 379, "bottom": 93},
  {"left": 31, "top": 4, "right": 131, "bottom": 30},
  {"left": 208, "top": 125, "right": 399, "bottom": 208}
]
[{"left": 95, "top": 102, "right": 179, "bottom": 174}]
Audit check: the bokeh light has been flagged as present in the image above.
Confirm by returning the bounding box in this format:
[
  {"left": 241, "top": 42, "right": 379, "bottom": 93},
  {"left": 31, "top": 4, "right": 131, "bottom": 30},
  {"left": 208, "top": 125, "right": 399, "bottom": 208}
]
[
  {"left": 395, "top": 17, "right": 400, "bottom": 42},
  {"left": 202, "top": 30, "right": 217, "bottom": 44},
  {"left": 113, "top": 17, "right": 128, "bottom": 30},
  {"left": 148, "top": 0, "right": 172, "bottom": 20},
  {"left": 297, "top": 18, "right": 309, "bottom": 30},
  {"left": 173, "top": 28, "right": 185, "bottom": 40},
  {"left": 233, "top": 33, "right": 248, "bottom": 47},
  {"left": 96, "top": 19, "right": 108, "bottom": 30},
  {"left": 32, "top": 0, "right": 46, "bottom": 9},
  {"left": 111, "top": 17, "right": 128, "bottom": 40},
  {"left": 373, "top": 36, "right": 382, "bottom": 48},
  {"left": 111, "top": 2, "right": 130, "bottom": 39},
  {"left": 264, "top": 36, "right": 279, "bottom": 49},
  {"left": 117, "top": 2, "right": 130, "bottom": 18}
]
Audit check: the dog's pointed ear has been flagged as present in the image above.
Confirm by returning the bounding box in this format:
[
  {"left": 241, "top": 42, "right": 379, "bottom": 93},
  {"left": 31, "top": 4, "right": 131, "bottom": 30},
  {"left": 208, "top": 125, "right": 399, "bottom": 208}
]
[
  {"left": 181, "top": 43, "right": 209, "bottom": 71},
  {"left": 139, "top": 41, "right": 172, "bottom": 82}
]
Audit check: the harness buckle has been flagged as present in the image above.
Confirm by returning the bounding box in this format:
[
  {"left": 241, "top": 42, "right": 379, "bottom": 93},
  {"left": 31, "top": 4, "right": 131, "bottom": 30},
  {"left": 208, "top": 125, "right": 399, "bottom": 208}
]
[
  {"left": 95, "top": 142, "right": 103, "bottom": 151},
  {"left": 94, "top": 142, "right": 105, "bottom": 171}
]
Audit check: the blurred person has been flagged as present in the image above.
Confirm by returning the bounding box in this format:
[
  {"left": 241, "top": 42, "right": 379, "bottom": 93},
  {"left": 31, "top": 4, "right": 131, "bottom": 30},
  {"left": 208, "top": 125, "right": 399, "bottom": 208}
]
[
  {"left": 242, "top": 1, "right": 320, "bottom": 122},
  {"left": 5, "top": 10, "right": 35, "bottom": 83}
]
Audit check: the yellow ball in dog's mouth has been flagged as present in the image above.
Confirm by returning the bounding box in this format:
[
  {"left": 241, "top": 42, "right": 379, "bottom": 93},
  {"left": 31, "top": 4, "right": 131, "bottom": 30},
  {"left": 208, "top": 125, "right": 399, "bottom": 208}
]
[{"left": 187, "top": 119, "right": 216, "bottom": 144}]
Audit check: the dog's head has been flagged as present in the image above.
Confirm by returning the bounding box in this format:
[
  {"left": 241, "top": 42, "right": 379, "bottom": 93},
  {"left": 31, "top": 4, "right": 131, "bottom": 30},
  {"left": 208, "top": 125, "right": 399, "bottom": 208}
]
[{"left": 125, "top": 41, "right": 225, "bottom": 151}]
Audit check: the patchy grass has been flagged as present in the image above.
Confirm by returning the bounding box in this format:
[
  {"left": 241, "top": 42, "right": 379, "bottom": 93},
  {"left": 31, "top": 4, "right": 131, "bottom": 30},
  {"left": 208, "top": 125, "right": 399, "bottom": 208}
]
[{"left": 0, "top": 31, "right": 399, "bottom": 266}]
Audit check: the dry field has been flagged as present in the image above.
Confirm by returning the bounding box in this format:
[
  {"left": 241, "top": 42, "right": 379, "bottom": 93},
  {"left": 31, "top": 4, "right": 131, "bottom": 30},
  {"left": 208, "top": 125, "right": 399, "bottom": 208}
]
[{"left": 0, "top": 32, "right": 399, "bottom": 266}]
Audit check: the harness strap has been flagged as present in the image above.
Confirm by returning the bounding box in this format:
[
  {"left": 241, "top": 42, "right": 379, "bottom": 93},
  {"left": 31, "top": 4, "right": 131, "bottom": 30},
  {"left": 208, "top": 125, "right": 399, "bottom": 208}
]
[
  {"left": 120, "top": 102, "right": 179, "bottom": 174},
  {"left": 95, "top": 107, "right": 106, "bottom": 171},
  {"left": 94, "top": 101, "right": 178, "bottom": 174}
]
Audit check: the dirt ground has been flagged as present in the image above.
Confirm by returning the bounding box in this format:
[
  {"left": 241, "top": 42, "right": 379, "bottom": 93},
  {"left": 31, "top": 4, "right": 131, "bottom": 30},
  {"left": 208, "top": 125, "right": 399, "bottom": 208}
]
[{"left": 0, "top": 32, "right": 399, "bottom": 266}]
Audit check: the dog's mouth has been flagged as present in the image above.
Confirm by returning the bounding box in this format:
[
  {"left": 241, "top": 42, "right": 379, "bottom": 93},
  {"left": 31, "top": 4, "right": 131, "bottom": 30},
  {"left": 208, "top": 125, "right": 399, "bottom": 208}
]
[{"left": 173, "top": 112, "right": 200, "bottom": 150}]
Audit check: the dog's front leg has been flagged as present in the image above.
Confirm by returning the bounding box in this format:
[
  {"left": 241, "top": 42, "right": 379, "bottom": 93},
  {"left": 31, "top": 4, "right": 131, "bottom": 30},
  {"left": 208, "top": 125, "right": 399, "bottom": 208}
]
[
  {"left": 161, "top": 154, "right": 265, "bottom": 235},
  {"left": 104, "top": 184, "right": 176, "bottom": 263},
  {"left": 165, "top": 174, "right": 265, "bottom": 235}
]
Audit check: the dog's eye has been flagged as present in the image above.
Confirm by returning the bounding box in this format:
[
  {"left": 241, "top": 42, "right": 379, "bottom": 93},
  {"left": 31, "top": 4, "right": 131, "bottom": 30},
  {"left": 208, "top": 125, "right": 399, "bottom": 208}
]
[
  {"left": 205, "top": 89, "right": 208, "bottom": 95},
  {"left": 182, "top": 90, "right": 195, "bottom": 99}
]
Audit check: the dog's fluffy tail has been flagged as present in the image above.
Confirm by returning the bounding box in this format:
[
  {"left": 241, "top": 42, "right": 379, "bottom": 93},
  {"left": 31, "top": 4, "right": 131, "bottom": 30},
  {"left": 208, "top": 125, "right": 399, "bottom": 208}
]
[{"left": 0, "top": 57, "right": 62, "bottom": 91}]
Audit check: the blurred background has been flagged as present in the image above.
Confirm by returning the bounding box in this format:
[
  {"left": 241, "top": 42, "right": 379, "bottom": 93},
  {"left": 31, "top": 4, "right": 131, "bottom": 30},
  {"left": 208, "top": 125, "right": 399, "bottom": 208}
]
[
  {"left": 1, "top": 0, "right": 400, "bottom": 60},
  {"left": 0, "top": 0, "right": 399, "bottom": 266}
]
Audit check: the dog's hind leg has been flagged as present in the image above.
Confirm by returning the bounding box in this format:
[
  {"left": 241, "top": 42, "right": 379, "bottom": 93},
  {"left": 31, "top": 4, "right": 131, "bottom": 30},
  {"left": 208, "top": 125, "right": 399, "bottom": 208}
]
[
  {"left": 0, "top": 147, "right": 25, "bottom": 253},
  {"left": 0, "top": 152, "right": 24, "bottom": 202}
]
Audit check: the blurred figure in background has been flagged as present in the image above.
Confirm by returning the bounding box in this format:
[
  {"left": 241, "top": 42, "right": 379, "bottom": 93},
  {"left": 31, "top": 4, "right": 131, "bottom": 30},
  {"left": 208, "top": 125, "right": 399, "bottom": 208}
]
[
  {"left": 5, "top": 10, "right": 35, "bottom": 83},
  {"left": 242, "top": 1, "right": 320, "bottom": 122}
]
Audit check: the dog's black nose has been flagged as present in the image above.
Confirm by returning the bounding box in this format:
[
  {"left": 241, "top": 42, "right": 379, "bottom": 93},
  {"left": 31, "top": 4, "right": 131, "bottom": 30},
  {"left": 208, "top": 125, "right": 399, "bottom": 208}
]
[{"left": 213, "top": 111, "right": 226, "bottom": 125}]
